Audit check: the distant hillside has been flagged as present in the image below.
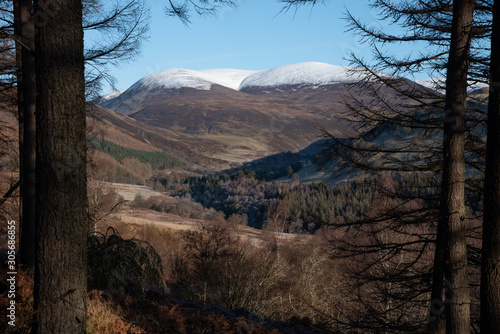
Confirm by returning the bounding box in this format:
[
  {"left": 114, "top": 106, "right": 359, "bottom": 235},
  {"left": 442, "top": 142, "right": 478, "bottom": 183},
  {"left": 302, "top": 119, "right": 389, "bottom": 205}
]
[
  {"left": 87, "top": 104, "right": 231, "bottom": 170},
  {"left": 93, "top": 62, "right": 440, "bottom": 181},
  {"left": 95, "top": 62, "right": 380, "bottom": 168},
  {"left": 87, "top": 137, "right": 182, "bottom": 170}
]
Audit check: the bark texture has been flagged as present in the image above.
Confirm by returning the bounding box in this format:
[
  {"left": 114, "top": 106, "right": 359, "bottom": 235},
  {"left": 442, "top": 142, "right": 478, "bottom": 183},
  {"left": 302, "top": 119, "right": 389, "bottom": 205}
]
[
  {"left": 441, "top": 1, "right": 474, "bottom": 333},
  {"left": 429, "top": 217, "right": 447, "bottom": 334},
  {"left": 33, "top": 0, "right": 87, "bottom": 333},
  {"left": 480, "top": 0, "right": 500, "bottom": 332}
]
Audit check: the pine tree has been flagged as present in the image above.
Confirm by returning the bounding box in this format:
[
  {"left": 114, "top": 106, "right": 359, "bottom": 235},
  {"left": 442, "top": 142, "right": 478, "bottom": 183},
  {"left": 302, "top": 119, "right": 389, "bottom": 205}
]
[
  {"left": 305, "top": 0, "right": 489, "bottom": 331},
  {"left": 481, "top": 0, "right": 500, "bottom": 331},
  {"left": 441, "top": 1, "right": 475, "bottom": 332},
  {"left": 33, "top": 1, "right": 87, "bottom": 332}
]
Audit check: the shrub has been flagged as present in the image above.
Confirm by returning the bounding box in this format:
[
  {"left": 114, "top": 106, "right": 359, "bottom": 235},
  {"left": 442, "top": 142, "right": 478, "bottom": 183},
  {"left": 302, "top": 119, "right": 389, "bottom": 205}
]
[
  {"left": 228, "top": 213, "right": 248, "bottom": 229},
  {"left": 88, "top": 180, "right": 124, "bottom": 229},
  {"left": 130, "top": 193, "right": 160, "bottom": 210},
  {"left": 88, "top": 150, "right": 146, "bottom": 185},
  {"left": 87, "top": 290, "right": 145, "bottom": 334},
  {"left": 87, "top": 227, "right": 165, "bottom": 297},
  {"left": 121, "top": 158, "right": 153, "bottom": 181},
  {"left": 176, "top": 198, "right": 204, "bottom": 219},
  {"left": 169, "top": 223, "right": 290, "bottom": 318}
]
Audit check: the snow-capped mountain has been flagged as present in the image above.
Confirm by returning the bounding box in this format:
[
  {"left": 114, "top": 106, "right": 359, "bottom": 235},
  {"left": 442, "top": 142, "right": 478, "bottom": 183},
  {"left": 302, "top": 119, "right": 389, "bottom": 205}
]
[
  {"left": 104, "top": 62, "right": 362, "bottom": 102},
  {"left": 121, "top": 68, "right": 260, "bottom": 95},
  {"left": 96, "top": 62, "right": 363, "bottom": 159},
  {"left": 100, "top": 67, "right": 261, "bottom": 113},
  {"left": 101, "top": 61, "right": 366, "bottom": 115},
  {"left": 94, "top": 61, "right": 433, "bottom": 169},
  {"left": 239, "top": 62, "right": 359, "bottom": 91}
]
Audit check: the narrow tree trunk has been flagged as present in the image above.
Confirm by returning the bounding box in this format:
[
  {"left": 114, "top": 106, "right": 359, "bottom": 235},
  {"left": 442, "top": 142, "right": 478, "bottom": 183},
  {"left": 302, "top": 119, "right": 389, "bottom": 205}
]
[
  {"left": 480, "top": 0, "right": 500, "bottom": 331},
  {"left": 33, "top": 0, "right": 87, "bottom": 333},
  {"left": 429, "top": 218, "right": 446, "bottom": 334},
  {"left": 440, "top": 1, "right": 474, "bottom": 333},
  {"left": 13, "top": 0, "right": 24, "bottom": 264},
  {"left": 14, "top": 0, "right": 37, "bottom": 269}
]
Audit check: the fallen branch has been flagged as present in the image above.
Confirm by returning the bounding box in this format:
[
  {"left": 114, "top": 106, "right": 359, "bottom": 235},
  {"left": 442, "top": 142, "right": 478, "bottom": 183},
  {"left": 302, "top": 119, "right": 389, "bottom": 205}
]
[{"left": 0, "top": 179, "right": 20, "bottom": 207}]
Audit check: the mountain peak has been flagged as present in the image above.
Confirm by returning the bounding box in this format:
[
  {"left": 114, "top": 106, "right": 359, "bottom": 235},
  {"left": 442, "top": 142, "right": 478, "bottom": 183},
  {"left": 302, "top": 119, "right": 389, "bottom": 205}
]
[
  {"left": 107, "top": 62, "right": 362, "bottom": 100},
  {"left": 238, "top": 62, "right": 357, "bottom": 91},
  {"left": 132, "top": 68, "right": 215, "bottom": 93},
  {"left": 100, "top": 62, "right": 375, "bottom": 113},
  {"left": 125, "top": 68, "right": 261, "bottom": 95}
]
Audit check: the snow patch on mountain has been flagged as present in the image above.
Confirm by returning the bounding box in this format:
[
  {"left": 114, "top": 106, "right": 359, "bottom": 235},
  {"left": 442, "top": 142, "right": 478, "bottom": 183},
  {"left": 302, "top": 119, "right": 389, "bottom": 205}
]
[
  {"left": 198, "top": 69, "right": 262, "bottom": 90},
  {"left": 124, "top": 62, "right": 361, "bottom": 96},
  {"left": 415, "top": 78, "right": 445, "bottom": 92},
  {"left": 131, "top": 68, "right": 215, "bottom": 93},
  {"left": 102, "top": 62, "right": 392, "bottom": 105},
  {"left": 416, "top": 77, "right": 488, "bottom": 93},
  {"left": 239, "top": 62, "right": 359, "bottom": 90},
  {"left": 100, "top": 90, "right": 124, "bottom": 101},
  {"left": 125, "top": 68, "right": 261, "bottom": 95}
]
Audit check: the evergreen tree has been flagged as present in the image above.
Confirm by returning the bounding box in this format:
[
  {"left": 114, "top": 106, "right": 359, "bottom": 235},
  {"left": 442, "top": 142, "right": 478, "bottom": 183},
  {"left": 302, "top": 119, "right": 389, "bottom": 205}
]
[
  {"left": 481, "top": 0, "right": 500, "bottom": 330},
  {"left": 289, "top": 0, "right": 490, "bottom": 331},
  {"left": 441, "top": 1, "right": 475, "bottom": 332},
  {"left": 33, "top": 1, "right": 87, "bottom": 332}
]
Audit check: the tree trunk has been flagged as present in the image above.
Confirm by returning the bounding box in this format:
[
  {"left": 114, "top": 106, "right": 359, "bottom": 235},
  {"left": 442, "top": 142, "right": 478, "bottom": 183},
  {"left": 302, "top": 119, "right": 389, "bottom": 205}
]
[
  {"left": 14, "top": 0, "right": 37, "bottom": 269},
  {"left": 440, "top": 1, "right": 474, "bottom": 333},
  {"left": 480, "top": 0, "right": 500, "bottom": 331},
  {"left": 429, "top": 218, "right": 446, "bottom": 334},
  {"left": 13, "top": 0, "right": 24, "bottom": 268},
  {"left": 33, "top": 0, "right": 87, "bottom": 333}
]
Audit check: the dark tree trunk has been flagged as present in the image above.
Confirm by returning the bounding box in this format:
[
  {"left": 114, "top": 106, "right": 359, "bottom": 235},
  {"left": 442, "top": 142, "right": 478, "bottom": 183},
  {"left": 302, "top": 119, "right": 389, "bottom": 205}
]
[
  {"left": 429, "top": 218, "right": 447, "bottom": 334},
  {"left": 440, "top": 1, "right": 474, "bottom": 333},
  {"left": 480, "top": 0, "right": 500, "bottom": 331},
  {"left": 14, "top": 0, "right": 37, "bottom": 269},
  {"left": 13, "top": 0, "right": 24, "bottom": 268},
  {"left": 33, "top": 0, "right": 87, "bottom": 333}
]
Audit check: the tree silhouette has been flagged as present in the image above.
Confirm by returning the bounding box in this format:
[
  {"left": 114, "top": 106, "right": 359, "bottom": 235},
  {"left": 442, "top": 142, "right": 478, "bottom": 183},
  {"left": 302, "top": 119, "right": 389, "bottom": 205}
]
[
  {"left": 4, "top": 0, "right": 150, "bottom": 269},
  {"left": 165, "top": 0, "right": 240, "bottom": 24},
  {"left": 481, "top": 0, "right": 500, "bottom": 331},
  {"left": 285, "top": 0, "right": 490, "bottom": 332}
]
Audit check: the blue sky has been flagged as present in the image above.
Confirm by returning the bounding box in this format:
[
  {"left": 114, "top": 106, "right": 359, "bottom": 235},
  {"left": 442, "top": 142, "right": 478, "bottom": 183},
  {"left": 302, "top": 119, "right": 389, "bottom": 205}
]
[{"left": 99, "top": 0, "right": 424, "bottom": 94}]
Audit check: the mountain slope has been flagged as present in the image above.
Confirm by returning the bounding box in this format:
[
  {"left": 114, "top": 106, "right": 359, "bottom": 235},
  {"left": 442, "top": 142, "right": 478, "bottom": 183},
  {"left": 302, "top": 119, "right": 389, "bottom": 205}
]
[
  {"left": 109, "top": 83, "right": 348, "bottom": 159},
  {"left": 100, "top": 62, "right": 358, "bottom": 113},
  {"left": 88, "top": 104, "right": 232, "bottom": 169},
  {"left": 96, "top": 62, "right": 415, "bottom": 170}
]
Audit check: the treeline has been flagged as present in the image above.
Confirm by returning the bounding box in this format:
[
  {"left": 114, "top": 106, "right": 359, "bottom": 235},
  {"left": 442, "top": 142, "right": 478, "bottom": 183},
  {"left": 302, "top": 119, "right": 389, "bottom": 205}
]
[
  {"left": 279, "top": 178, "right": 375, "bottom": 229},
  {"left": 152, "top": 169, "right": 448, "bottom": 234},
  {"left": 156, "top": 170, "right": 376, "bottom": 232},
  {"left": 88, "top": 137, "right": 182, "bottom": 170}
]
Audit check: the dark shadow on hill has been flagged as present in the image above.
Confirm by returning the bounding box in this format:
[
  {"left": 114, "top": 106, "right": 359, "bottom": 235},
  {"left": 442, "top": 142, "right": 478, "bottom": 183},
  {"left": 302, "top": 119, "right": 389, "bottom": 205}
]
[{"left": 222, "top": 139, "right": 334, "bottom": 182}]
